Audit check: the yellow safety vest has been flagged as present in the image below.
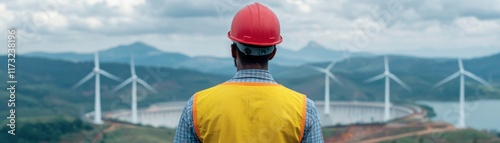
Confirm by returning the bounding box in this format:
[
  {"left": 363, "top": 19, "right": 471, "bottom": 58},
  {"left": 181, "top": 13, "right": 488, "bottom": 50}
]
[{"left": 193, "top": 82, "right": 307, "bottom": 143}]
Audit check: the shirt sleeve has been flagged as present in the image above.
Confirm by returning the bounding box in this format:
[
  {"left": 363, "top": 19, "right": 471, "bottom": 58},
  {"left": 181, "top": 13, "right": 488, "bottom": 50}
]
[
  {"left": 174, "top": 96, "right": 201, "bottom": 143},
  {"left": 301, "top": 98, "right": 324, "bottom": 143}
]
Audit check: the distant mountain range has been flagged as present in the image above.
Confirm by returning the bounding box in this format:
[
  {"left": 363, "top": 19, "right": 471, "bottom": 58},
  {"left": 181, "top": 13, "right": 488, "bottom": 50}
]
[
  {"left": 25, "top": 42, "right": 190, "bottom": 67},
  {"left": 276, "top": 41, "right": 372, "bottom": 64},
  {"left": 24, "top": 41, "right": 372, "bottom": 75}
]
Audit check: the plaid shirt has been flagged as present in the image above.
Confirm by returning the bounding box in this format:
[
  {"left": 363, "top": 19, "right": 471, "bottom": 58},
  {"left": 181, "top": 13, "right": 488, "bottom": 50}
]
[{"left": 174, "top": 69, "right": 324, "bottom": 143}]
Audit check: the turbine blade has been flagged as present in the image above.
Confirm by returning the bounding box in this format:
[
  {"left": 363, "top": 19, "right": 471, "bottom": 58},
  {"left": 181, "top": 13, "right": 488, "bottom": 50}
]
[
  {"left": 389, "top": 73, "right": 411, "bottom": 91},
  {"left": 364, "top": 73, "right": 385, "bottom": 83},
  {"left": 73, "top": 72, "right": 95, "bottom": 89},
  {"left": 326, "top": 60, "right": 337, "bottom": 70},
  {"left": 98, "top": 70, "right": 122, "bottom": 81},
  {"left": 458, "top": 58, "right": 463, "bottom": 70},
  {"left": 385, "top": 55, "right": 389, "bottom": 71},
  {"left": 95, "top": 52, "right": 99, "bottom": 69},
  {"left": 306, "top": 65, "right": 325, "bottom": 73},
  {"left": 433, "top": 72, "right": 460, "bottom": 88},
  {"left": 137, "top": 78, "right": 157, "bottom": 93},
  {"left": 111, "top": 78, "right": 133, "bottom": 92},
  {"left": 130, "top": 55, "right": 136, "bottom": 76},
  {"left": 326, "top": 72, "right": 342, "bottom": 85},
  {"left": 463, "top": 71, "right": 491, "bottom": 86}
]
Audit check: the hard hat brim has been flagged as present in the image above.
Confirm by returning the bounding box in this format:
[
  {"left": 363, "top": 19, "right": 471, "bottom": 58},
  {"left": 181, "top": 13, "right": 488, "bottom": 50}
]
[{"left": 228, "top": 31, "right": 283, "bottom": 46}]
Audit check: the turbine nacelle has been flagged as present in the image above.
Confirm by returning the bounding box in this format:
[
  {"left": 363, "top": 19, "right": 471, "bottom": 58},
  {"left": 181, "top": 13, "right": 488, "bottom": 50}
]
[
  {"left": 384, "top": 71, "right": 390, "bottom": 76},
  {"left": 305, "top": 60, "right": 342, "bottom": 85}
]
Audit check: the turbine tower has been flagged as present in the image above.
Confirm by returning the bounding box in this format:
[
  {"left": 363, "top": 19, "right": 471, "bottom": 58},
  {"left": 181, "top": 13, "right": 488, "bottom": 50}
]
[
  {"left": 73, "top": 52, "right": 122, "bottom": 124},
  {"left": 433, "top": 58, "right": 490, "bottom": 128},
  {"left": 112, "top": 55, "right": 157, "bottom": 124},
  {"left": 308, "top": 60, "right": 342, "bottom": 115},
  {"left": 364, "top": 55, "right": 410, "bottom": 121}
]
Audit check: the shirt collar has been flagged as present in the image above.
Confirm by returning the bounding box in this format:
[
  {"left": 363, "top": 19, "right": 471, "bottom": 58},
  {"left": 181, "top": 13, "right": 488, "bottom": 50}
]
[{"left": 226, "top": 69, "right": 277, "bottom": 83}]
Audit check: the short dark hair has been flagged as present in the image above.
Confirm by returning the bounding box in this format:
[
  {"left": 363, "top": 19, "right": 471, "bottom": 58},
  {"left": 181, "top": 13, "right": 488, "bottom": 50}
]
[{"left": 232, "top": 43, "right": 273, "bottom": 67}]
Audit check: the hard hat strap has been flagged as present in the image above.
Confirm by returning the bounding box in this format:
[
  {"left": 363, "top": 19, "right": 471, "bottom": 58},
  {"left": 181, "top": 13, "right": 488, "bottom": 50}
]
[{"left": 234, "top": 42, "right": 275, "bottom": 56}]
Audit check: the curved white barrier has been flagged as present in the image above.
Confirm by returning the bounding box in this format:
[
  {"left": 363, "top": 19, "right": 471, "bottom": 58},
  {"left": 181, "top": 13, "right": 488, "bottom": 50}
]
[{"left": 99, "top": 101, "right": 420, "bottom": 128}]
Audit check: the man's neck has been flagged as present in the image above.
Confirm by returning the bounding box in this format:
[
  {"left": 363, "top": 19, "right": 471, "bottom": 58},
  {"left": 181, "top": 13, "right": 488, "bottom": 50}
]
[{"left": 237, "top": 64, "right": 268, "bottom": 71}]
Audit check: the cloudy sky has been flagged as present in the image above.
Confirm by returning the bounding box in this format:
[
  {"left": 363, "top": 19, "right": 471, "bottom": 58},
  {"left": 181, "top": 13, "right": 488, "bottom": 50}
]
[{"left": 1, "top": 0, "right": 500, "bottom": 58}]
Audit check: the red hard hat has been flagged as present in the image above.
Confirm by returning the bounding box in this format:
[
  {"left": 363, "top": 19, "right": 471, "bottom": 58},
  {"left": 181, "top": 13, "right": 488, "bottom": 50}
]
[{"left": 228, "top": 2, "right": 283, "bottom": 46}]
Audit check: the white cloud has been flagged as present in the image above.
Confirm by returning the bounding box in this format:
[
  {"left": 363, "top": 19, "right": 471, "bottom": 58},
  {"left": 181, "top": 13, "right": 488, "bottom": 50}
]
[
  {"left": 286, "top": 0, "right": 312, "bottom": 13},
  {"left": 85, "top": 0, "right": 104, "bottom": 5},
  {"left": 104, "top": 0, "right": 145, "bottom": 14},
  {"left": 85, "top": 17, "right": 102, "bottom": 28},
  {"left": 0, "top": 0, "right": 498, "bottom": 58},
  {"left": 32, "top": 11, "right": 68, "bottom": 28},
  {"left": 0, "top": 4, "right": 12, "bottom": 31},
  {"left": 455, "top": 17, "right": 500, "bottom": 35},
  {"left": 423, "top": 0, "right": 443, "bottom": 11},
  {"left": 0, "top": 4, "right": 14, "bottom": 22},
  {"left": 401, "top": 8, "right": 420, "bottom": 21}
]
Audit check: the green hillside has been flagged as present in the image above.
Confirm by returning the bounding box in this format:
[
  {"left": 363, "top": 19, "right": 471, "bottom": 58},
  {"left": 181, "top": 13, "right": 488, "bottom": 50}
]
[
  {"left": 0, "top": 115, "right": 176, "bottom": 143},
  {"left": 1, "top": 55, "right": 499, "bottom": 120}
]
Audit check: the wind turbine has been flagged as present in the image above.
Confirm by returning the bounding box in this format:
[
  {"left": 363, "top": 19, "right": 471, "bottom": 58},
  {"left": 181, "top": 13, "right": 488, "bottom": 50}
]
[
  {"left": 308, "top": 60, "right": 342, "bottom": 115},
  {"left": 112, "top": 55, "right": 157, "bottom": 124},
  {"left": 364, "top": 55, "right": 410, "bottom": 121},
  {"left": 433, "top": 58, "right": 490, "bottom": 128},
  {"left": 73, "top": 52, "right": 122, "bottom": 124}
]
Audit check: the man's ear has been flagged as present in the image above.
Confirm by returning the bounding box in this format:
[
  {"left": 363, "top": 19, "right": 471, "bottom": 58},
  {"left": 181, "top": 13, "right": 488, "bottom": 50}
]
[
  {"left": 231, "top": 44, "right": 237, "bottom": 59},
  {"left": 268, "top": 46, "right": 277, "bottom": 60}
]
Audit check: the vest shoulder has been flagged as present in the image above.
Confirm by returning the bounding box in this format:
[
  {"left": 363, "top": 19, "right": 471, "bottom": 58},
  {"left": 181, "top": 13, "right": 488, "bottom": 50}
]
[{"left": 196, "top": 82, "right": 306, "bottom": 97}]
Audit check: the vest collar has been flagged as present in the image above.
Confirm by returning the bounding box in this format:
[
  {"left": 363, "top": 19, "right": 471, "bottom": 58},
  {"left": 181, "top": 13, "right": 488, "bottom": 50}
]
[{"left": 226, "top": 69, "right": 276, "bottom": 83}]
